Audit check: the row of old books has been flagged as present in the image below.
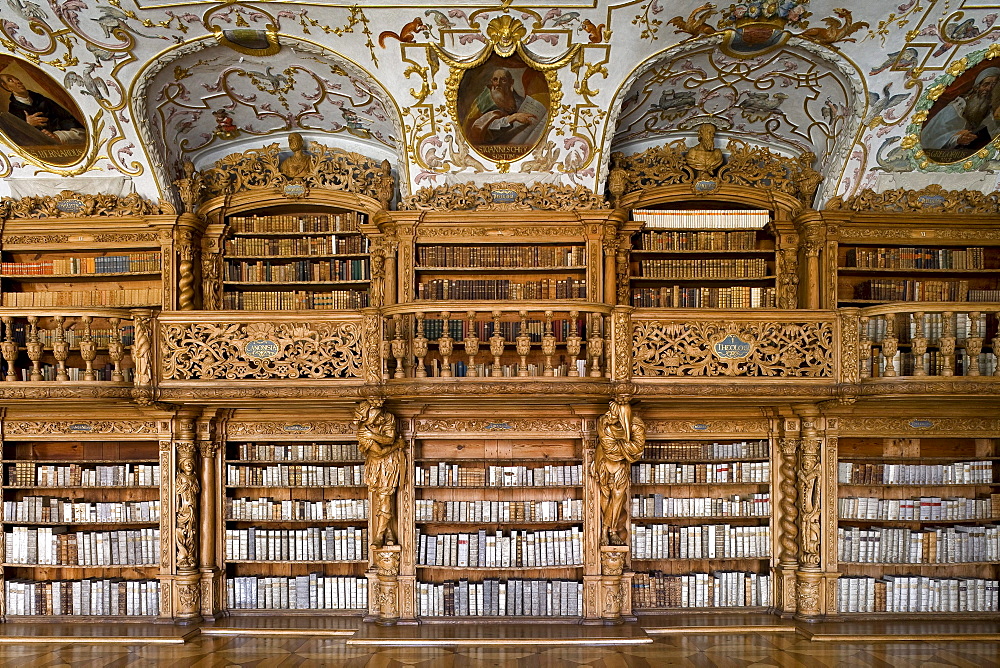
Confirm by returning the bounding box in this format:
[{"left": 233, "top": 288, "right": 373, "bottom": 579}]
[
  {"left": 226, "top": 575, "right": 367, "bottom": 610},
  {"left": 3, "top": 288, "right": 160, "bottom": 308},
  {"left": 631, "top": 523, "right": 771, "bottom": 560},
  {"left": 632, "top": 570, "right": 771, "bottom": 609},
  {"left": 418, "top": 359, "right": 589, "bottom": 378},
  {"left": 636, "top": 258, "right": 769, "bottom": 279},
  {"left": 631, "top": 493, "right": 771, "bottom": 518},
  {"left": 4, "top": 527, "right": 159, "bottom": 565},
  {"left": 631, "top": 285, "right": 777, "bottom": 308},
  {"left": 417, "top": 578, "right": 583, "bottom": 617},
  {"left": 225, "top": 234, "right": 369, "bottom": 256},
  {"left": 837, "top": 461, "right": 994, "bottom": 485},
  {"left": 638, "top": 229, "right": 761, "bottom": 251},
  {"left": 6, "top": 463, "right": 159, "bottom": 488},
  {"left": 864, "top": 312, "right": 987, "bottom": 343},
  {"left": 226, "top": 497, "right": 369, "bottom": 522},
  {"left": 221, "top": 289, "right": 369, "bottom": 310},
  {"left": 225, "top": 463, "right": 364, "bottom": 487},
  {"left": 416, "top": 245, "right": 585, "bottom": 268},
  {"left": 4, "top": 578, "right": 160, "bottom": 616},
  {"left": 836, "top": 576, "right": 998, "bottom": 613},
  {"left": 233, "top": 442, "right": 361, "bottom": 462},
  {"left": 837, "top": 525, "right": 999, "bottom": 563},
  {"left": 17, "top": 325, "right": 135, "bottom": 348},
  {"left": 630, "top": 461, "right": 770, "bottom": 484},
  {"left": 416, "top": 527, "right": 583, "bottom": 568},
  {"left": 644, "top": 440, "right": 769, "bottom": 460},
  {"left": 224, "top": 526, "right": 368, "bottom": 562},
  {"left": 0, "top": 252, "right": 162, "bottom": 276},
  {"left": 414, "top": 463, "right": 582, "bottom": 487},
  {"left": 16, "top": 364, "right": 134, "bottom": 383},
  {"left": 969, "top": 288, "right": 1000, "bottom": 301},
  {"left": 415, "top": 499, "right": 583, "bottom": 523},
  {"left": 225, "top": 259, "right": 370, "bottom": 283},
  {"left": 416, "top": 278, "right": 587, "bottom": 301},
  {"left": 838, "top": 495, "right": 1000, "bottom": 521},
  {"left": 419, "top": 317, "right": 587, "bottom": 343},
  {"left": 632, "top": 210, "right": 771, "bottom": 230},
  {"left": 4, "top": 497, "right": 160, "bottom": 523},
  {"left": 228, "top": 212, "right": 362, "bottom": 234},
  {"left": 853, "top": 279, "right": 970, "bottom": 301},
  {"left": 844, "top": 247, "right": 985, "bottom": 270}
]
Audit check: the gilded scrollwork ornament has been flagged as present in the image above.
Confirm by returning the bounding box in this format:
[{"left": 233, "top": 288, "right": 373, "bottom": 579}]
[
  {"left": 0, "top": 190, "right": 164, "bottom": 220},
  {"left": 401, "top": 181, "right": 606, "bottom": 211}
]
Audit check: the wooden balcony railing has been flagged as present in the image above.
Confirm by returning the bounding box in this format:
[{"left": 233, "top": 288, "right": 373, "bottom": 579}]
[
  {"left": 850, "top": 304, "right": 1000, "bottom": 379},
  {"left": 0, "top": 308, "right": 152, "bottom": 401},
  {"left": 380, "top": 302, "right": 613, "bottom": 382}
]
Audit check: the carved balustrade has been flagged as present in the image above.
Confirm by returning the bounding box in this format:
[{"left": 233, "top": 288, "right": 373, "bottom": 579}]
[
  {"left": 631, "top": 309, "right": 838, "bottom": 380},
  {"left": 156, "top": 312, "right": 370, "bottom": 399},
  {"left": 853, "top": 304, "right": 1000, "bottom": 379},
  {"left": 380, "top": 303, "right": 612, "bottom": 382},
  {"left": 0, "top": 308, "right": 150, "bottom": 397}
]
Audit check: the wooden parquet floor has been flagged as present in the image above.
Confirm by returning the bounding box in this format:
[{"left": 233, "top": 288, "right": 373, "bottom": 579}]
[{"left": 0, "top": 633, "right": 999, "bottom": 667}]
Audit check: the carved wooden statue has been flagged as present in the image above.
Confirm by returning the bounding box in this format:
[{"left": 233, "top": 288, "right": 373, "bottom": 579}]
[
  {"left": 592, "top": 399, "right": 646, "bottom": 546},
  {"left": 685, "top": 122, "right": 723, "bottom": 180},
  {"left": 355, "top": 398, "right": 405, "bottom": 547}
]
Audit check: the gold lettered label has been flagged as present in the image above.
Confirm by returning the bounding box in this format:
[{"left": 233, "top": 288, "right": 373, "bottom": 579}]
[{"left": 244, "top": 339, "right": 280, "bottom": 359}]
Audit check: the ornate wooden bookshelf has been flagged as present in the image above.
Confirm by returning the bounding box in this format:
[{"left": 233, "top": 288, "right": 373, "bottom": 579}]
[
  {"left": 833, "top": 435, "right": 1000, "bottom": 616},
  {"left": 0, "top": 416, "right": 169, "bottom": 620},
  {"left": 629, "top": 436, "right": 774, "bottom": 613},
  {"left": 626, "top": 207, "right": 778, "bottom": 309},
  {"left": 221, "top": 416, "right": 369, "bottom": 615}
]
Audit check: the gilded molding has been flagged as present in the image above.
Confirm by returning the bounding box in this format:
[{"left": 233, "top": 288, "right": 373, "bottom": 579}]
[
  {"left": 401, "top": 182, "right": 606, "bottom": 211},
  {"left": 158, "top": 387, "right": 363, "bottom": 400},
  {"left": 826, "top": 185, "right": 1000, "bottom": 213},
  {"left": 859, "top": 380, "right": 1000, "bottom": 395},
  {"left": 838, "top": 226, "right": 1000, "bottom": 241},
  {"left": 0, "top": 387, "right": 134, "bottom": 400},
  {"left": 3, "top": 420, "right": 160, "bottom": 435},
  {"left": 0, "top": 191, "right": 164, "bottom": 219},
  {"left": 416, "top": 225, "right": 583, "bottom": 238},
  {"left": 384, "top": 381, "right": 608, "bottom": 397},
  {"left": 415, "top": 418, "right": 583, "bottom": 434},
  {"left": 632, "top": 320, "right": 835, "bottom": 378},
  {"left": 632, "top": 383, "right": 836, "bottom": 396},
  {"left": 228, "top": 420, "right": 355, "bottom": 437},
  {"left": 644, "top": 419, "right": 769, "bottom": 435},
  {"left": 835, "top": 417, "right": 1000, "bottom": 435}
]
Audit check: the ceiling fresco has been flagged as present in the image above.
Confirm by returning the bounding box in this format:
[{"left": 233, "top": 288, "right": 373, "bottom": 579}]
[{"left": 0, "top": 1, "right": 997, "bottom": 207}]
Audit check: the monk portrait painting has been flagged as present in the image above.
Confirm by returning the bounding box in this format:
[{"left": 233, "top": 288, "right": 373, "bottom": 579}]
[
  {"left": 920, "top": 57, "right": 1000, "bottom": 164},
  {"left": 457, "top": 53, "right": 550, "bottom": 163},
  {"left": 0, "top": 56, "right": 88, "bottom": 166}
]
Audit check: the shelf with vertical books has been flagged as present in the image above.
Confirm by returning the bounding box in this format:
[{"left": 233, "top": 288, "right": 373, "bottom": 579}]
[
  {"left": 1, "top": 437, "right": 164, "bottom": 618},
  {"left": 220, "top": 209, "right": 371, "bottom": 310},
  {"left": 835, "top": 436, "right": 1000, "bottom": 616},
  {"left": 222, "top": 432, "right": 369, "bottom": 614},
  {"left": 628, "top": 209, "right": 777, "bottom": 308},
  {"left": 629, "top": 438, "right": 773, "bottom": 612},
  {"left": 0, "top": 225, "right": 166, "bottom": 308},
  {"left": 413, "top": 436, "right": 585, "bottom": 619}
]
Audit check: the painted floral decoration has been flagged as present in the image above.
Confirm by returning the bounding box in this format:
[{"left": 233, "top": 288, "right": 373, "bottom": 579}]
[{"left": 719, "top": 0, "right": 812, "bottom": 28}]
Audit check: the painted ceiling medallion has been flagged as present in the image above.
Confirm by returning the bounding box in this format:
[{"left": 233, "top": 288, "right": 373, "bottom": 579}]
[{"left": 439, "top": 16, "right": 579, "bottom": 172}]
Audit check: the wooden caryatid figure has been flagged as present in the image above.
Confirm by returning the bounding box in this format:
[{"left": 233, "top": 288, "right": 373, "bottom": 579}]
[
  {"left": 593, "top": 399, "right": 646, "bottom": 546},
  {"left": 355, "top": 398, "right": 405, "bottom": 547}
]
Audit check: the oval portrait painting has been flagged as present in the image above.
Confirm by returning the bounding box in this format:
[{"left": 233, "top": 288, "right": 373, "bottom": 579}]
[
  {"left": 457, "top": 53, "right": 550, "bottom": 163},
  {"left": 919, "top": 57, "right": 1000, "bottom": 164},
  {"left": 0, "top": 56, "right": 87, "bottom": 166}
]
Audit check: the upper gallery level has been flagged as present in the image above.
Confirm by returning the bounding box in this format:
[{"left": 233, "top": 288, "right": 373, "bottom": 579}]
[{"left": 0, "top": 136, "right": 996, "bottom": 407}]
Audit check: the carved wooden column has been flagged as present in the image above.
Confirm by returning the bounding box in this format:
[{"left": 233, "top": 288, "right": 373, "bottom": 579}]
[
  {"left": 793, "top": 405, "right": 823, "bottom": 620},
  {"left": 198, "top": 412, "right": 224, "bottom": 619},
  {"left": 130, "top": 309, "right": 154, "bottom": 405},
  {"left": 603, "top": 232, "right": 618, "bottom": 305},
  {"left": 173, "top": 162, "right": 205, "bottom": 311},
  {"left": 614, "top": 233, "right": 632, "bottom": 307},
  {"left": 173, "top": 418, "right": 202, "bottom": 623},
  {"left": 966, "top": 311, "right": 983, "bottom": 376},
  {"left": 777, "top": 247, "right": 799, "bottom": 310},
  {"left": 775, "top": 428, "right": 799, "bottom": 616},
  {"left": 610, "top": 306, "right": 633, "bottom": 387},
  {"left": 940, "top": 311, "right": 956, "bottom": 376},
  {"left": 200, "top": 236, "right": 223, "bottom": 311},
  {"left": 798, "top": 220, "right": 824, "bottom": 310}
]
